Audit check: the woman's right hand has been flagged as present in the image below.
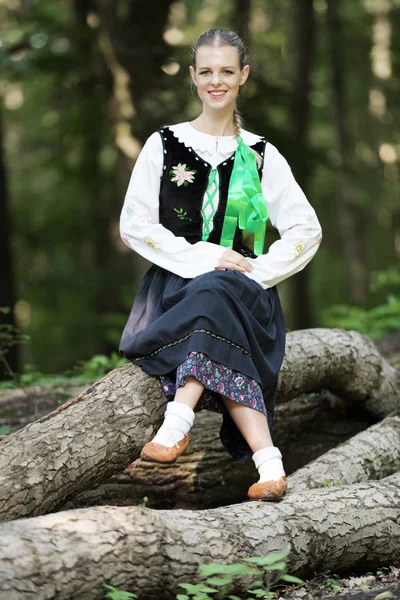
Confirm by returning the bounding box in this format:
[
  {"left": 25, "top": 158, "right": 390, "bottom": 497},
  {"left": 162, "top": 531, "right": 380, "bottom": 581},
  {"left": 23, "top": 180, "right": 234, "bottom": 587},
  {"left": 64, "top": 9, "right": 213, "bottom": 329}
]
[{"left": 214, "top": 248, "right": 253, "bottom": 273}]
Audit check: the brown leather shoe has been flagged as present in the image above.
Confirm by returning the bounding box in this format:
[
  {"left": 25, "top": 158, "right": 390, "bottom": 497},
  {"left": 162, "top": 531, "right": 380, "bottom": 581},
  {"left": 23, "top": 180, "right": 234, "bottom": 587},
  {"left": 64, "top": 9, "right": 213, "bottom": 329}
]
[
  {"left": 140, "top": 434, "right": 190, "bottom": 463},
  {"left": 247, "top": 476, "right": 287, "bottom": 501}
]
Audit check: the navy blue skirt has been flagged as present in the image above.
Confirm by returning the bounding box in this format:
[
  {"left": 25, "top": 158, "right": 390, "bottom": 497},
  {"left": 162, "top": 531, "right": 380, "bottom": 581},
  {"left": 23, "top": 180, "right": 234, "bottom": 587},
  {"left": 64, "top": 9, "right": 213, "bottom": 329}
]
[{"left": 119, "top": 265, "right": 286, "bottom": 462}]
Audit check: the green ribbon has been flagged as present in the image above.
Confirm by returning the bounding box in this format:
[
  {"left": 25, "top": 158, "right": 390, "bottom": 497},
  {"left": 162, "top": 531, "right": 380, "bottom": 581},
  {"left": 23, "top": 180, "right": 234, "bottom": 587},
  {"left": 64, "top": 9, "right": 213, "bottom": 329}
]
[{"left": 220, "top": 136, "right": 269, "bottom": 255}]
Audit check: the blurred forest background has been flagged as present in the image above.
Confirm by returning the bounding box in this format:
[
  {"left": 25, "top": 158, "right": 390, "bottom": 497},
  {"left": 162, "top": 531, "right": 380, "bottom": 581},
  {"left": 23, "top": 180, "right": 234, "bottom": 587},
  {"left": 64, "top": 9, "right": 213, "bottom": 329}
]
[{"left": 0, "top": 0, "right": 399, "bottom": 380}]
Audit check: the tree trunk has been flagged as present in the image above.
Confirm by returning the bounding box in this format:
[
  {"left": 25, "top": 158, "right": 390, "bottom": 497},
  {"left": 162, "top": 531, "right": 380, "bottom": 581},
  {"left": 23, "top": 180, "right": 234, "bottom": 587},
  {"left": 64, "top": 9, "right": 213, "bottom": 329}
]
[
  {"left": 0, "top": 384, "right": 376, "bottom": 510},
  {"left": 0, "top": 102, "right": 17, "bottom": 379},
  {"left": 326, "top": 0, "right": 368, "bottom": 305},
  {"left": 0, "top": 329, "right": 398, "bottom": 523},
  {"left": 64, "top": 412, "right": 399, "bottom": 511},
  {"left": 232, "top": 0, "right": 251, "bottom": 44},
  {"left": 0, "top": 472, "right": 399, "bottom": 600},
  {"left": 289, "top": 0, "right": 316, "bottom": 330}
]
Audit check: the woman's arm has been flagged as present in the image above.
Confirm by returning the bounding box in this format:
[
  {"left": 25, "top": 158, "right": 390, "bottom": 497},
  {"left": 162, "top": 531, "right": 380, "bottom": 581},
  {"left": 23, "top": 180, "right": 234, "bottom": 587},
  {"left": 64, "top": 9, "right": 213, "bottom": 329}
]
[
  {"left": 120, "top": 132, "right": 225, "bottom": 278},
  {"left": 245, "top": 143, "right": 323, "bottom": 289}
]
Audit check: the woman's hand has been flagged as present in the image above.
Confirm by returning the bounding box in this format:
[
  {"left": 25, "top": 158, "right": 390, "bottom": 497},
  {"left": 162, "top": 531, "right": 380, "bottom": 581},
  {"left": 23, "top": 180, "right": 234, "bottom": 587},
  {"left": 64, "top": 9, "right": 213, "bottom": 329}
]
[{"left": 214, "top": 248, "right": 253, "bottom": 273}]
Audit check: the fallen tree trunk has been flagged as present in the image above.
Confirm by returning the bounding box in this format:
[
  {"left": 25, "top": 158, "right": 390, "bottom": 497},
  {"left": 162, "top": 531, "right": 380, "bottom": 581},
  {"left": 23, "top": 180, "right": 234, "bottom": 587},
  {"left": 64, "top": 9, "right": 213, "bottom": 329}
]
[
  {"left": 0, "top": 329, "right": 398, "bottom": 522},
  {"left": 0, "top": 472, "right": 399, "bottom": 600},
  {"left": 288, "top": 412, "right": 400, "bottom": 490},
  {"left": 1, "top": 384, "right": 376, "bottom": 509},
  {"left": 280, "top": 329, "right": 399, "bottom": 418},
  {"left": 64, "top": 411, "right": 400, "bottom": 511}
]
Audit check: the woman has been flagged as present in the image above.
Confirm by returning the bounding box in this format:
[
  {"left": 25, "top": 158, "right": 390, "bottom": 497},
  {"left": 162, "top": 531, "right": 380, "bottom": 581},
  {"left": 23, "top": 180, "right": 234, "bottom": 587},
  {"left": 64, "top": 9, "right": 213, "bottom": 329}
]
[{"left": 119, "top": 28, "right": 322, "bottom": 501}]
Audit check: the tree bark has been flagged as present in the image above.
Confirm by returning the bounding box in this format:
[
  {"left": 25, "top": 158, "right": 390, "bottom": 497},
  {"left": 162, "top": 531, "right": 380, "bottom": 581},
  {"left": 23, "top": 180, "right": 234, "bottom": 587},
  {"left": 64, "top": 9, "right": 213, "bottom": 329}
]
[
  {"left": 0, "top": 102, "right": 17, "bottom": 379},
  {"left": 0, "top": 329, "right": 398, "bottom": 523},
  {"left": 232, "top": 0, "right": 251, "bottom": 44},
  {"left": 0, "top": 472, "right": 399, "bottom": 600},
  {"left": 64, "top": 411, "right": 399, "bottom": 511},
  {"left": 288, "top": 412, "right": 400, "bottom": 489},
  {"left": 326, "top": 0, "right": 368, "bottom": 305},
  {"left": 288, "top": 0, "right": 316, "bottom": 330}
]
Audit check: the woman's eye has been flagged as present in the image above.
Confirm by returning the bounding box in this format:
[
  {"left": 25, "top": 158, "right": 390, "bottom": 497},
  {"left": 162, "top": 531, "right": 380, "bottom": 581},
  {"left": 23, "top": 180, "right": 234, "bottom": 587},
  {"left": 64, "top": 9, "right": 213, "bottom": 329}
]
[{"left": 224, "top": 70, "right": 233, "bottom": 74}]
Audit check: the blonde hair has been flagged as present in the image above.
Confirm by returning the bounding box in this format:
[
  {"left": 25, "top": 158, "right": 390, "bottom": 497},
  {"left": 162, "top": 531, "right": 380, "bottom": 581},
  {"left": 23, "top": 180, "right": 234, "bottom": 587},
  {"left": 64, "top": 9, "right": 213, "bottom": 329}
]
[{"left": 192, "top": 28, "right": 262, "bottom": 168}]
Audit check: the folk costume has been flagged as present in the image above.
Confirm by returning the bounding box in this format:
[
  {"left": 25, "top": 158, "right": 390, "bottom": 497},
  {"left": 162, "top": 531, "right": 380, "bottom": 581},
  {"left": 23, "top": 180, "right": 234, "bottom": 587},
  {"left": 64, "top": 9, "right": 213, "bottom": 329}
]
[{"left": 119, "top": 122, "right": 322, "bottom": 463}]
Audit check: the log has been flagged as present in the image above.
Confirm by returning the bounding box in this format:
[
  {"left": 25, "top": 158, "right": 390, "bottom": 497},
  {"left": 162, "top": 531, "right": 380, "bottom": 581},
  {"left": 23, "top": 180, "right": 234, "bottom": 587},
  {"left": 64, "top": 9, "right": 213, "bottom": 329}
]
[
  {"left": 64, "top": 411, "right": 400, "bottom": 511},
  {"left": 1, "top": 383, "right": 376, "bottom": 505},
  {"left": 289, "top": 413, "right": 400, "bottom": 490},
  {"left": 281, "top": 329, "right": 399, "bottom": 418},
  {"left": 0, "top": 472, "right": 399, "bottom": 600},
  {"left": 0, "top": 329, "right": 398, "bottom": 522}
]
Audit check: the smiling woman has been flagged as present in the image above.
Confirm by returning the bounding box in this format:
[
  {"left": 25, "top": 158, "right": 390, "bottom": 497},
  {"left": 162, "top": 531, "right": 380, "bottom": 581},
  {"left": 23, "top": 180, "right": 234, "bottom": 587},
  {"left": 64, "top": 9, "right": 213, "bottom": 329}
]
[{"left": 118, "top": 28, "right": 322, "bottom": 502}]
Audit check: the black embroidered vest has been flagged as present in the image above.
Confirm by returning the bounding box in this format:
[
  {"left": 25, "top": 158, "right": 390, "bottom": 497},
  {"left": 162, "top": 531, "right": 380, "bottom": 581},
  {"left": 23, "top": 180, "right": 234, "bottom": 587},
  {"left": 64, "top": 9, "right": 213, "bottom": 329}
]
[{"left": 158, "top": 126, "right": 267, "bottom": 259}]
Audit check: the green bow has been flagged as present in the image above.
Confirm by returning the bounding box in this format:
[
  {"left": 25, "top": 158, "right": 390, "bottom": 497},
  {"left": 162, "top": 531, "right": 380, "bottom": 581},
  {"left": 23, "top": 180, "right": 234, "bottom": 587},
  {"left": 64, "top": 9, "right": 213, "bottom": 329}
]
[{"left": 220, "top": 136, "right": 268, "bottom": 255}]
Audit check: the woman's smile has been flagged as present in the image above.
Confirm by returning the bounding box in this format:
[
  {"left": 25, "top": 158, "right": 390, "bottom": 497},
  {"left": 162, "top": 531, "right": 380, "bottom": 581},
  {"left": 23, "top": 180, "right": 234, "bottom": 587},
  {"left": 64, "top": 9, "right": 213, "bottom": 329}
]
[{"left": 208, "top": 90, "right": 227, "bottom": 99}]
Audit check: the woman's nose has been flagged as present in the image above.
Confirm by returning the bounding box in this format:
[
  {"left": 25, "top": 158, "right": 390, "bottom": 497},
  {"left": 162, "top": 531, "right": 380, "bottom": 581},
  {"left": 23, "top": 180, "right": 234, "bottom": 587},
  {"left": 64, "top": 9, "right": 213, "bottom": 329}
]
[{"left": 211, "top": 71, "right": 222, "bottom": 85}]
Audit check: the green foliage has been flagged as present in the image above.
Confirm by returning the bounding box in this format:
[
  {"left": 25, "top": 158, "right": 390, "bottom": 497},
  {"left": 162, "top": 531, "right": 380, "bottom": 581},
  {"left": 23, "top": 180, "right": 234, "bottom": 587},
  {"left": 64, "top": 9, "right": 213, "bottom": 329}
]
[
  {"left": 177, "top": 550, "right": 304, "bottom": 600},
  {"left": 0, "top": 352, "right": 127, "bottom": 390},
  {"left": 101, "top": 551, "right": 303, "bottom": 600},
  {"left": 103, "top": 585, "right": 137, "bottom": 599},
  {"left": 66, "top": 352, "right": 127, "bottom": 380},
  {"left": 0, "top": 307, "right": 30, "bottom": 379},
  {"left": 323, "top": 267, "right": 400, "bottom": 340}
]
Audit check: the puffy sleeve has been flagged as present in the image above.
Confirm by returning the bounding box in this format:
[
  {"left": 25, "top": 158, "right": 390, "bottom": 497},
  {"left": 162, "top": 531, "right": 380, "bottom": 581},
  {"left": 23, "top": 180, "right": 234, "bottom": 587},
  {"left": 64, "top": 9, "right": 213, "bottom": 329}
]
[
  {"left": 120, "top": 131, "right": 225, "bottom": 278},
  {"left": 245, "top": 143, "right": 323, "bottom": 289}
]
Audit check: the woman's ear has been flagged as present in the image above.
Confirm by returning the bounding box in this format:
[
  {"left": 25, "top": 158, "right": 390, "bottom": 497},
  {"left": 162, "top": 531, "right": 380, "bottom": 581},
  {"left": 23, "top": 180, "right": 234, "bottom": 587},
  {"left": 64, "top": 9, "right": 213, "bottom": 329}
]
[
  {"left": 189, "top": 65, "right": 197, "bottom": 87},
  {"left": 239, "top": 64, "right": 250, "bottom": 86}
]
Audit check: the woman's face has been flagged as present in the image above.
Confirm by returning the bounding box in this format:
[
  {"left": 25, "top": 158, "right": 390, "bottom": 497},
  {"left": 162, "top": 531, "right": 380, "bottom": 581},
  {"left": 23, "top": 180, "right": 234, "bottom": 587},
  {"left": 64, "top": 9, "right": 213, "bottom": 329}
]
[{"left": 189, "top": 45, "right": 250, "bottom": 112}]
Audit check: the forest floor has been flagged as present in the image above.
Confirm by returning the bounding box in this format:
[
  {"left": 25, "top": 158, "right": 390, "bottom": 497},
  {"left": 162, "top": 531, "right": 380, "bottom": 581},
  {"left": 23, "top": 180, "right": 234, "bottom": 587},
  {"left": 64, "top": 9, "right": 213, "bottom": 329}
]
[{"left": 275, "top": 562, "right": 400, "bottom": 600}]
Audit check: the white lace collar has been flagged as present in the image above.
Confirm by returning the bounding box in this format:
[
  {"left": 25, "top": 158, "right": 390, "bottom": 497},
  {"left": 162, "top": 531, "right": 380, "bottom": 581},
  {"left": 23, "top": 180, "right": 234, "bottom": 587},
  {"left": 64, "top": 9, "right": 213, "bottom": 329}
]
[{"left": 165, "top": 121, "right": 263, "bottom": 155}]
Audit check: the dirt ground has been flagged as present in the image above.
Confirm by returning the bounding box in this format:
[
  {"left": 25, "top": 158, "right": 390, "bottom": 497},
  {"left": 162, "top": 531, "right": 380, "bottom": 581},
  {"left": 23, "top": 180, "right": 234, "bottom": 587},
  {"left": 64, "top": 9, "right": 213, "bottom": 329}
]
[{"left": 275, "top": 562, "right": 400, "bottom": 600}]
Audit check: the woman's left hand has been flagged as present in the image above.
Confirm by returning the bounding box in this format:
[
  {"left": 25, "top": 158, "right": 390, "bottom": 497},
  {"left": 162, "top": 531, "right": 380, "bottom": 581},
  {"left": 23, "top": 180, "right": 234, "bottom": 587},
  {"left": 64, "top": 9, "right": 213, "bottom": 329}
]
[{"left": 214, "top": 248, "right": 253, "bottom": 273}]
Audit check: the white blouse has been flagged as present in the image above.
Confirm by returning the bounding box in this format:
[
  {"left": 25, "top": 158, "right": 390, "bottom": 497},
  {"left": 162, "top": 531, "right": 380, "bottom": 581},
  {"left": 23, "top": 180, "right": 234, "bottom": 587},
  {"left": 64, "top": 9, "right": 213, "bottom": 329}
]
[{"left": 120, "top": 121, "right": 322, "bottom": 289}]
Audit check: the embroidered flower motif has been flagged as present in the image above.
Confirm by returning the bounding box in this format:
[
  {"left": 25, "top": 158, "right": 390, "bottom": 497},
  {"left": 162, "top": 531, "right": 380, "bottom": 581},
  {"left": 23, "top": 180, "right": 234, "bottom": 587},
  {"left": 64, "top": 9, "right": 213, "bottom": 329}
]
[
  {"left": 140, "top": 215, "right": 155, "bottom": 224},
  {"left": 306, "top": 213, "right": 318, "bottom": 226},
  {"left": 169, "top": 163, "right": 197, "bottom": 186},
  {"left": 293, "top": 240, "right": 305, "bottom": 256},
  {"left": 143, "top": 236, "right": 163, "bottom": 252},
  {"left": 125, "top": 204, "right": 135, "bottom": 219},
  {"left": 174, "top": 207, "right": 192, "bottom": 222},
  {"left": 125, "top": 203, "right": 154, "bottom": 224}
]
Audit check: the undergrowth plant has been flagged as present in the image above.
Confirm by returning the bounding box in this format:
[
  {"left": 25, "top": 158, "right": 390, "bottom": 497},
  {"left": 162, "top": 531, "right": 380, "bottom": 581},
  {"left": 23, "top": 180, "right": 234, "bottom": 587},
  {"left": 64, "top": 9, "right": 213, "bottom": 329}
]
[
  {"left": 103, "top": 550, "right": 304, "bottom": 600},
  {"left": 0, "top": 351, "right": 127, "bottom": 390},
  {"left": 323, "top": 265, "right": 400, "bottom": 339},
  {"left": 0, "top": 306, "right": 30, "bottom": 380}
]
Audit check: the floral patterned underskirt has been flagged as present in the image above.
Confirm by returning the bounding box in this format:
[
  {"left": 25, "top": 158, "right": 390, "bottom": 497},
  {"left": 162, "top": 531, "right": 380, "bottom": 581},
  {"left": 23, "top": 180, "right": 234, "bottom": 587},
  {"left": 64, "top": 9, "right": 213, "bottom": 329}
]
[{"left": 159, "top": 351, "right": 273, "bottom": 462}]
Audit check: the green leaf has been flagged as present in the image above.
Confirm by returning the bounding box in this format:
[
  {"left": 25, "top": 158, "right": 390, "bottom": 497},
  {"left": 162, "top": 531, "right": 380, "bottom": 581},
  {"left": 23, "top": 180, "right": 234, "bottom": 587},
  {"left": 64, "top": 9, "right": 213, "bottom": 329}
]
[
  {"left": 247, "top": 580, "right": 264, "bottom": 588},
  {"left": 261, "top": 562, "right": 286, "bottom": 571},
  {"left": 205, "top": 577, "right": 232, "bottom": 586},
  {"left": 280, "top": 574, "right": 305, "bottom": 584},
  {"left": 200, "top": 563, "right": 256, "bottom": 577},
  {"left": 176, "top": 596, "right": 189, "bottom": 600},
  {"left": 103, "top": 584, "right": 137, "bottom": 599},
  {"left": 199, "top": 564, "right": 224, "bottom": 576},
  {"left": 247, "top": 589, "right": 268, "bottom": 598},
  {"left": 243, "top": 551, "right": 289, "bottom": 566}
]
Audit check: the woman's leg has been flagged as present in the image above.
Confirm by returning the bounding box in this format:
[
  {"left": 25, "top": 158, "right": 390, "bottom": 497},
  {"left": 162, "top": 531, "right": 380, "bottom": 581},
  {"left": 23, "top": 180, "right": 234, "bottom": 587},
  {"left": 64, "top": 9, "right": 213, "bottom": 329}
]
[
  {"left": 174, "top": 375, "right": 205, "bottom": 409},
  {"left": 220, "top": 395, "right": 273, "bottom": 452},
  {"left": 141, "top": 376, "right": 204, "bottom": 461},
  {"left": 221, "top": 395, "right": 286, "bottom": 499}
]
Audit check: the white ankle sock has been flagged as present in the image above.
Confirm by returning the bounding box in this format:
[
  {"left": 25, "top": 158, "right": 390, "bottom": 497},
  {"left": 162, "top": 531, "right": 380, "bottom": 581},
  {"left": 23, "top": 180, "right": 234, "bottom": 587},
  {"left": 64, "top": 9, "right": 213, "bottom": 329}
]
[
  {"left": 151, "top": 401, "right": 195, "bottom": 448},
  {"left": 252, "top": 446, "right": 286, "bottom": 482}
]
